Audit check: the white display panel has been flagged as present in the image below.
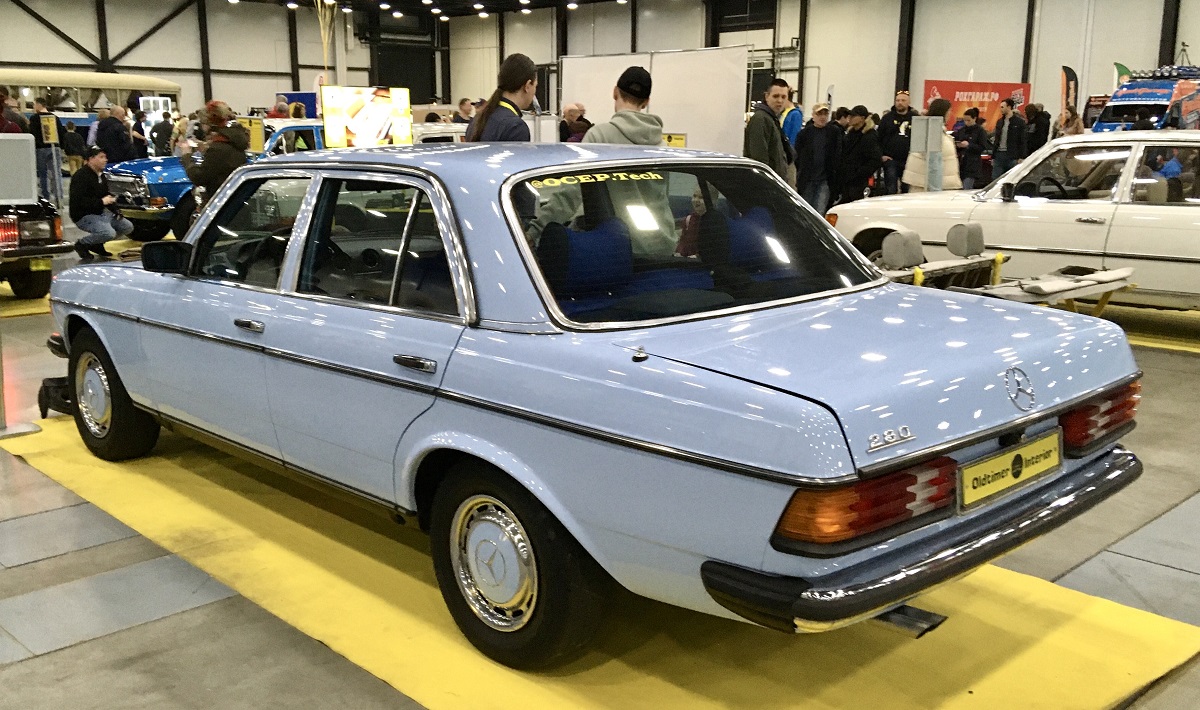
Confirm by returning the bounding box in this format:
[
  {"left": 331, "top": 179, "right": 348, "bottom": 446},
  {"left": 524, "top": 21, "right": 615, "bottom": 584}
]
[
  {"left": 560, "top": 46, "right": 748, "bottom": 155},
  {"left": 559, "top": 52, "right": 653, "bottom": 128},
  {"left": 0, "top": 135, "right": 38, "bottom": 205},
  {"left": 910, "top": 0, "right": 1025, "bottom": 88},
  {"left": 647, "top": 46, "right": 749, "bottom": 155}
]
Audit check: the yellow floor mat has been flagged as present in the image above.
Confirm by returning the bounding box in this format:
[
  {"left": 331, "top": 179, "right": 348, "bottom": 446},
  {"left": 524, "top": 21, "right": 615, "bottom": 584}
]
[
  {"left": 0, "top": 283, "right": 50, "bottom": 318},
  {"left": 4, "top": 418, "right": 1199, "bottom": 709}
]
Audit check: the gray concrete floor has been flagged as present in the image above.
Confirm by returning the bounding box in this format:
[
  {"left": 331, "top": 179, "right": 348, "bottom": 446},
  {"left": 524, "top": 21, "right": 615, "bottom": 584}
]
[{"left": 0, "top": 249, "right": 1197, "bottom": 707}]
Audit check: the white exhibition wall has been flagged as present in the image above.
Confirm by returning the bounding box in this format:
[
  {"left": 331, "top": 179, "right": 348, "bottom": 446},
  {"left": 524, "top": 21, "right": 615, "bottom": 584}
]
[{"left": 560, "top": 45, "right": 748, "bottom": 155}]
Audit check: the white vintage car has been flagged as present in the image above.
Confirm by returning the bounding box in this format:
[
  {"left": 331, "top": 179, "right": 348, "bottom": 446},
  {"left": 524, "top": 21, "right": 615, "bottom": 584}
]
[{"left": 829, "top": 131, "right": 1200, "bottom": 310}]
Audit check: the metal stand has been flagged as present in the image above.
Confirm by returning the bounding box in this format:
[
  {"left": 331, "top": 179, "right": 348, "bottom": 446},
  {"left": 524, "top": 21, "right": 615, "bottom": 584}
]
[{"left": 0, "top": 329, "right": 42, "bottom": 440}]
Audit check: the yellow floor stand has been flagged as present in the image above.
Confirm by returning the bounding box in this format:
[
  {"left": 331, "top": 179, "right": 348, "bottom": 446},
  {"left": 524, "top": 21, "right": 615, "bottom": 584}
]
[
  {"left": 4, "top": 418, "right": 1199, "bottom": 709},
  {"left": 0, "top": 283, "right": 50, "bottom": 318}
]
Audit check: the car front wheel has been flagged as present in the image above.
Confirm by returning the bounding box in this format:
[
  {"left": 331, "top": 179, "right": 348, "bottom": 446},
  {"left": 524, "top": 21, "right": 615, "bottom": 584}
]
[
  {"left": 6, "top": 269, "right": 52, "bottom": 299},
  {"left": 429, "top": 461, "right": 611, "bottom": 669},
  {"left": 68, "top": 328, "right": 160, "bottom": 461}
]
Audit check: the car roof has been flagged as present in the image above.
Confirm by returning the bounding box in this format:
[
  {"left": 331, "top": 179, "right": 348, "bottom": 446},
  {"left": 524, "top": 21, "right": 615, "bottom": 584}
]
[
  {"left": 260, "top": 142, "right": 734, "bottom": 180},
  {"left": 1051, "top": 129, "right": 1200, "bottom": 145}
]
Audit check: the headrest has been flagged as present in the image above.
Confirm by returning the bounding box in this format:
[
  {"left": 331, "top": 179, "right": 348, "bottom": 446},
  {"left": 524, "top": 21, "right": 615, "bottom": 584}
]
[
  {"left": 946, "top": 223, "right": 984, "bottom": 257},
  {"left": 727, "top": 207, "right": 776, "bottom": 267},
  {"left": 1145, "top": 178, "right": 1168, "bottom": 205},
  {"left": 881, "top": 229, "right": 924, "bottom": 269},
  {"left": 537, "top": 219, "right": 632, "bottom": 297}
]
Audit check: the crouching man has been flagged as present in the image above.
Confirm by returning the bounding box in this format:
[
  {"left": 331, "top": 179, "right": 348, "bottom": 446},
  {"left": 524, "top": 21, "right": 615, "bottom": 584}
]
[{"left": 69, "top": 146, "right": 133, "bottom": 259}]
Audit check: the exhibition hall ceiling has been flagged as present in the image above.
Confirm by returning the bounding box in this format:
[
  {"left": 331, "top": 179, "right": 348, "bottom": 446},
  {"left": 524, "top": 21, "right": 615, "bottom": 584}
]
[{"left": 242, "top": 0, "right": 620, "bottom": 18}]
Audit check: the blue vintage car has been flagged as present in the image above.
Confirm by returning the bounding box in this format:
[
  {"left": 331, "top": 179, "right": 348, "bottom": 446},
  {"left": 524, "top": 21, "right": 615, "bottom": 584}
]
[
  {"left": 46, "top": 144, "right": 1143, "bottom": 669},
  {"left": 104, "top": 119, "right": 325, "bottom": 240}
]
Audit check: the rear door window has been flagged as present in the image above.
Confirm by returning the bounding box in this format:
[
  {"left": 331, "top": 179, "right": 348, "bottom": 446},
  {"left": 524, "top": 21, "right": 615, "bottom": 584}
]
[{"left": 297, "top": 177, "right": 459, "bottom": 316}]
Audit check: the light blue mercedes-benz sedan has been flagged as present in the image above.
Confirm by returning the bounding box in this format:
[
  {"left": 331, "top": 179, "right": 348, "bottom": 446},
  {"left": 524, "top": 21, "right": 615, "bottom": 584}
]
[{"left": 45, "top": 143, "right": 1142, "bottom": 669}]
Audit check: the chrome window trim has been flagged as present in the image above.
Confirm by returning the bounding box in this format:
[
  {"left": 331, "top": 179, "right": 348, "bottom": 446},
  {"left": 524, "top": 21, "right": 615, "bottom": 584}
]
[
  {"left": 249, "top": 161, "right": 478, "bottom": 326},
  {"left": 272, "top": 290, "right": 467, "bottom": 326},
  {"left": 498, "top": 157, "right": 886, "bottom": 333},
  {"left": 185, "top": 169, "right": 320, "bottom": 294},
  {"left": 283, "top": 169, "right": 467, "bottom": 323}
]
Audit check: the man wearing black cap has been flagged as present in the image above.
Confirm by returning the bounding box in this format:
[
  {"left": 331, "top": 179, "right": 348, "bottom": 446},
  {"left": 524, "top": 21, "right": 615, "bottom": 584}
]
[
  {"left": 69, "top": 146, "right": 134, "bottom": 259},
  {"left": 582, "top": 66, "right": 663, "bottom": 145},
  {"left": 836, "top": 105, "right": 882, "bottom": 205}
]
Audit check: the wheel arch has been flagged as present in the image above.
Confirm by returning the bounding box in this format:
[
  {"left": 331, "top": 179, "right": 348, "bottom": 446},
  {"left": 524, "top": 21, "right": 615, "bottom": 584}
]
[
  {"left": 400, "top": 433, "right": 605, "bottom": 571},
  {"left": 847, "top": 224, "right": 906, "bottom": 257}
]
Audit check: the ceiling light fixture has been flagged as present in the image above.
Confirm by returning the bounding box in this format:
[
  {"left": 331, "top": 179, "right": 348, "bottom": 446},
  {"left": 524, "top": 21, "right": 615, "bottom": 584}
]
[
  {"left": 422, "top": 0, "right": 432, "bottom": 4},
  {"left": 341, "top": 4, "right": 353, "bottom": 12},
  {"left": 566, "top": 2, "right": 578, "bottom": 8},
  {"left": 520, "top": 7, "right": 530, "bottom": 13},
  {"left": 286, "top": 0, "right": 298, "bottom": 7},
  {"left": 439, "top": 14, "right": 448, "bottom": 20},
  {"left": 392, "top": 9, "right": 402, "bottom": 17},
  {"left": 380, "top": 2, "right": 390, "bottom": 8},
  {"left": 519, "top": 0, "right": 530, "bottom": 4},
  {"left": 473, "top": 2, "right": 483, "bottom": 8},
  {"left": 478, "top": 11, "right": 488, "bottom": 17},
  {"left": 431, "top": 7, "right": 441, "bottom": 13},
  {"left": 227, "top": 0, "right": 238, "bottom": 4}
]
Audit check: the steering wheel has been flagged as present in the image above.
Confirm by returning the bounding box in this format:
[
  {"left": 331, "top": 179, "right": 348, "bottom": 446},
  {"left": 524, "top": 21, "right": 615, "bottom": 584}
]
[{"left": 1038, "top": 176, "right": 1069, "bottom": 199}]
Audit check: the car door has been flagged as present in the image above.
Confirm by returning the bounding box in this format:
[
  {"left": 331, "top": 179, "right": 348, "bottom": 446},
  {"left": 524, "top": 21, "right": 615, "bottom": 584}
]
[
  {"left": 967, "top": 143, "right": 1132, "bottom": 278},
  {"left": 1102, "top": 141, "right": 1200, "bottom": 305},
  {"left": 259, "top": 172, "right": 469, "bottom": 502},
  {"left": 138, "top": 172, "right": 315, "bottom": 458}
]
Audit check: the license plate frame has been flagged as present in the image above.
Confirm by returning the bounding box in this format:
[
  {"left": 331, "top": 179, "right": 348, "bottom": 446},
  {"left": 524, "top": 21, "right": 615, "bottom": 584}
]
[
  {"left": 28, "top": 258, "right": 53, "bottom": 272},
  {"left": 958, "top": 428, "right": 1063, "bottom": 512}
]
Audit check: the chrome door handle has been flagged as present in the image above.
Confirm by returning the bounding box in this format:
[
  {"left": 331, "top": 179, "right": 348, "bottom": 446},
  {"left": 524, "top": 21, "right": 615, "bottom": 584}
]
[
  {"left": 233, "top": 318, "right": 265, "bottom": 333},
  {"left": 1075, "top": 217, "right": 1107, "bottom": 225},
  {"left": 393, "top": 354, "right": 437, "bottom": 374}
]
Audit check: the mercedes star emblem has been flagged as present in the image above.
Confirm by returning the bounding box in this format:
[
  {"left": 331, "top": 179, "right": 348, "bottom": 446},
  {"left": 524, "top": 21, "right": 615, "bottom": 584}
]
[{"left": 1005, "top": 366, "right": 1037, "bottom": 411}]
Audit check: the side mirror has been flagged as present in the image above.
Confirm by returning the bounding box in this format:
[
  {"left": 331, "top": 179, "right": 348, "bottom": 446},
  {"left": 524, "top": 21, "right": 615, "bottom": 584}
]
[
  {"left": 142, "top": 240, "right": 193, "bottom": 274},
  {"left": 1000, "top": 183, "right": 1016, "bottom": 202}
]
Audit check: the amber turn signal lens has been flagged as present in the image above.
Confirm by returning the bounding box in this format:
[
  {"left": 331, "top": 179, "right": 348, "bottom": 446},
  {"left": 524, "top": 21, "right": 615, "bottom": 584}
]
[
  {"left": 53, "top": 217, "right": 63, "bottom": 240},
  {"left": 825, "top": 213, "right": 838, "bottom": 227}
]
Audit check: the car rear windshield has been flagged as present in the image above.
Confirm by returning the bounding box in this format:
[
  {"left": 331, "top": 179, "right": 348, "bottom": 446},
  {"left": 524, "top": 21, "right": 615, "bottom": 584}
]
[{"left": 508, "top": 165, "right": 878, "bottom": 325}]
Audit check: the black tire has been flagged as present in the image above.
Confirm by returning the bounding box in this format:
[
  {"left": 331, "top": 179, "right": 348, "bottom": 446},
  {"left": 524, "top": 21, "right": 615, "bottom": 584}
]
[
  {"left": 68, "top": 328, "right": 160, "bottom": 461},
  {"left": 170, "top": 192, "right": 195, "bottom": 241},
  {"left": 6, "top": 269, "right": 52, "bottom": 299},
  {"left": 429, "top": 461, "right": 611, "bottom": 670},
  {"left": 129, "top": 219, "right": 171, "bottom": 243}
]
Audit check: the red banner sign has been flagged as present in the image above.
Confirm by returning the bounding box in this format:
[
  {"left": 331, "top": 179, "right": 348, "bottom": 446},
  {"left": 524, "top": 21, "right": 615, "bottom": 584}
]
[{"left": 922, "top": 80, "right": 1032, "bottom": 130}]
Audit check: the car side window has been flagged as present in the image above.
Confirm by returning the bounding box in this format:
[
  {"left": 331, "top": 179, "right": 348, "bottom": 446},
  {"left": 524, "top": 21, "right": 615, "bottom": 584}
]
[
  {"left": 1131, "top": 145, "right": 1200, "bottom": 204},
  {"left": 1016, "top": 146, "right": 1129, "bottom": 201},
  {"left": 192, "top": 177, "right": 312, "bottom": 288},
  {"left": 297, "top": 178, "right": 459, "bottom": 316}
]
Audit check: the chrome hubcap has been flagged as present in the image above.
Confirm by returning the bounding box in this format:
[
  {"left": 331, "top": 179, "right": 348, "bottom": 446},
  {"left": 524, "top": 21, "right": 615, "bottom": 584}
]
[
  {"left": 75, "top": 353, "right": 112, "bottom": 438},
  {"left": 450, "top": 495, "right": 537, "bottom": 632}
]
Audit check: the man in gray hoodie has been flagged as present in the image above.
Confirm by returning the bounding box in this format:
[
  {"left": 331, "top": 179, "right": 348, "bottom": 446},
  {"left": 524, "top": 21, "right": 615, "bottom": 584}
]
[{"left": 582, "top": 66, "right": 664, "bottom": 146}]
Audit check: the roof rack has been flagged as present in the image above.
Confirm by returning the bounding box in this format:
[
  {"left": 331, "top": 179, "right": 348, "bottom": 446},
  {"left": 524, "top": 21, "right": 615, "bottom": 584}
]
[{"left": 1128, "top": 65, "right": 1200, "bottom": 81}]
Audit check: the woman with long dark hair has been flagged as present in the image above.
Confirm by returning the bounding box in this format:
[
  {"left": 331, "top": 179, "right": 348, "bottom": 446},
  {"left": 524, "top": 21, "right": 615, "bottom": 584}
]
[{"left": 467, "top": 53, "right": 538, "bottom": 142}]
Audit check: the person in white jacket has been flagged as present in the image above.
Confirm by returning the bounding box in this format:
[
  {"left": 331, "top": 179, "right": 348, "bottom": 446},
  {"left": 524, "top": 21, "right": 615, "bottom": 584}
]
[{"left": 903, "top": 98, "right": 962, "bottom": 191}]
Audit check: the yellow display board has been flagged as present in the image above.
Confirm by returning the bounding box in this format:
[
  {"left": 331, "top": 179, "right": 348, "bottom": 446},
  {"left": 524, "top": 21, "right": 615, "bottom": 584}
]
[
  {"left": 5, "top": 418, "right": 1200, "bottom": 710},
  {"left": 662, "top": 132, "right": 687, "bottom": 148},
  {"left": 236, "top": 116, "right": 265, "bottom": 154},
  {"left": 320, "top": 86, "right": 412, "bottom": 148}
]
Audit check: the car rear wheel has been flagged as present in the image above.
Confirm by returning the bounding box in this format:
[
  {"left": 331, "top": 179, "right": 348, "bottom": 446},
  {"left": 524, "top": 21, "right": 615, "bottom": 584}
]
[
  {"left": 68, "top": 328, "right": 160, "bottom": 461},
  {"left": 429, "top": 461, "right": 611, "bottom": 669},
  {"left": 6, "top": 269, "right": 53, "bottom": 299}
]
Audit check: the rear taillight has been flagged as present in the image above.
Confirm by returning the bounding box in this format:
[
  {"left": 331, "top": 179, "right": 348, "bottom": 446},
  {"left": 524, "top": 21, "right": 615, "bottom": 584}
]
[
  {"left": 1059, "top": 381, "right": 1141, "bottom": 454},
  {"left": 825, "top": 213, "right": 838, "bottom": 227},
  {"left": 774, "top": 457, "right": 957, "bottom": 544},
  {"left": 0, "top": 217, "right": 17, "bottom": 246}
]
